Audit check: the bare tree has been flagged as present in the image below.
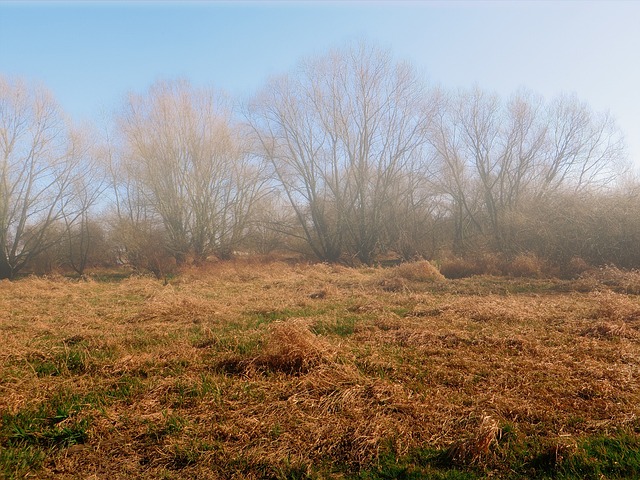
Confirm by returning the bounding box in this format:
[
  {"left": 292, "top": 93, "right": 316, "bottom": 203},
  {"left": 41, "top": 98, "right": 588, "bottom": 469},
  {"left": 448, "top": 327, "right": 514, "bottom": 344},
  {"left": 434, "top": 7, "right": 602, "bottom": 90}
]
[
  {"left": 429, "top": 87, "right": 625, "bottom": 253},
  {"left": 0, "top": 76, "right": 96, "bottom": 279},
  {"left": 60, "top": 127, "right": 108, "bottom": 274},
  {"left": 248, "top": 43, "right": 432, "bottom": 264},
  {"left": 536, "top": 93, "right": 625, "bottom": 197},
  {"left": 118, "top": 79, "right": 265, "bottom": 263},
  {"left": 427, "top": 89, "right": 483, "bottom": 253}
]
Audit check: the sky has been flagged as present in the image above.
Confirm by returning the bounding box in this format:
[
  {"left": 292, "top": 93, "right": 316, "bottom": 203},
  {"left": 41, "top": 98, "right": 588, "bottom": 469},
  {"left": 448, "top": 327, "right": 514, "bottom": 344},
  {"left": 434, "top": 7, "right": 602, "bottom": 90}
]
[{"left": 1, "top": 0, "right": 640, "bottom": 165}]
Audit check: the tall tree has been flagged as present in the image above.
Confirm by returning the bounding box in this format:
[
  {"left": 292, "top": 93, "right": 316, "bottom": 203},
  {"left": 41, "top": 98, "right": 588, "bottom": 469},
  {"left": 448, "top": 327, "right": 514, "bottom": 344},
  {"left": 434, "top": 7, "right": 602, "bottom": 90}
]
[
  {"left": 118, "top": 79, "right": 265, "bottom": 262},
  {"left": 429, "top": 87, "right": 625, "bottom": 253},
  {"left": 248, "top": 43, "right": 432, "bottom": 264},
  {"left": 0, "top": 76, "right": 95, "bottom": 279}
]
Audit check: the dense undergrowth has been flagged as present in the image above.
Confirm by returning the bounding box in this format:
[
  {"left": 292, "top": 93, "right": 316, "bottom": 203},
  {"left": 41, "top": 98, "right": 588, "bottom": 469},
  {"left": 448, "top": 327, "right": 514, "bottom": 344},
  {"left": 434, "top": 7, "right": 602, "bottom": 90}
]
[{"left": 1, "top": 260, "right": 639, "bottom": 479}]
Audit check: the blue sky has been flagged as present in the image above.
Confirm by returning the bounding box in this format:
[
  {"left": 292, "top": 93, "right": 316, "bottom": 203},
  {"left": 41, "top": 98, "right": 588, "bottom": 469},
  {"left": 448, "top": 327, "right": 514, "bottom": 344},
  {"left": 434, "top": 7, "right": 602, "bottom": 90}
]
[{"left": 2, "top": 1, "right": 640, "bottom": 164}]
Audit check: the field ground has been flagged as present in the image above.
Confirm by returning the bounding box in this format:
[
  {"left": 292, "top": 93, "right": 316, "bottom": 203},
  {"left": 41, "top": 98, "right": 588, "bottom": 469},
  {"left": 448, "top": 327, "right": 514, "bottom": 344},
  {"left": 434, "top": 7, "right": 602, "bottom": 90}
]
[{"left": 1, "top": 261, "right": 640, "bottom": 479}]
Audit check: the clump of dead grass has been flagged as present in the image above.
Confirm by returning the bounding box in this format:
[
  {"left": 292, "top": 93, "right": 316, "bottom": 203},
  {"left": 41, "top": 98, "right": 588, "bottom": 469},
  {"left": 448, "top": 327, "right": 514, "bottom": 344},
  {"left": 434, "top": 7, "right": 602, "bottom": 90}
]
[
  {"left": 131, "top": 286, "right": 217, "bottom": 325},
  {"left": 258, "top": 319, "right": 336, "bottom": 373},
  {"left": 445, "top": 415, "right": 501, "bottom": 466},
  {"left": 581, "top": 321, "right": 636, "bottom": 340},
  {"left": 377, "top": 261, "right": 445, "bottom": 290},
  {"left": 573, "top": 265, "right": 640, "bottom": 294},
  {"left": 390, "top": 260, "right": 445, "bottom": 282},
  {"left": 216, "top": 319, "right": 335, "bottom": 375},
  {"left": 586, "top": 290, "right": 640, "bottom": 322}
]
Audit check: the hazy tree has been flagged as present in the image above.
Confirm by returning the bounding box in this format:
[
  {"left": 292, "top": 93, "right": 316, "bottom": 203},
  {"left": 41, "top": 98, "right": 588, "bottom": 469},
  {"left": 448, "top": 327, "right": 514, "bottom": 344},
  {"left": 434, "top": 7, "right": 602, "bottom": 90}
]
[
  {"left": 535, "top": 93, "right": 625, "bottom": 197},
  {"left": 248, "top": 43, "right": 432, "bottom": 264},
  {"left": 241, "top": 190, "right": 295, "bottom": 255},
  {"left": 118, "top": 79, "right": 265, "bottom": 263},
  {"left": 428, "top": 89, "right": 483, "bottom": 253},
  {"left": 381, "top": 173, "right": 446, "bottom": 260},
  {"left": 58, "top": 127, "right": 108, "bottom": 275},
  {"left": 429, "top": 87, "right": 625, "bottom": 253},
  {"left": 0, "top": 76, "right": 96, "bottom": 279}
]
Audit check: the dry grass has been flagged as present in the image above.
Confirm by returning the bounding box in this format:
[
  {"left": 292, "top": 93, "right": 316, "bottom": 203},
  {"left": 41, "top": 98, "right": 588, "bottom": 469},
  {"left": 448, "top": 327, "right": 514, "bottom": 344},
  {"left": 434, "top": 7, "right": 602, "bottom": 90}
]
[
  {"left": 1, "top": 260, "right": 640, "bottom": 478},
  {"left": 376, "top": 260, "right": 445, "bottom": 291},
  {"left": 573, "top": 265, "right": 640, "bottom": 294},
  {"left": 445, "top": 415, "right": 501, "bottom": 465}
]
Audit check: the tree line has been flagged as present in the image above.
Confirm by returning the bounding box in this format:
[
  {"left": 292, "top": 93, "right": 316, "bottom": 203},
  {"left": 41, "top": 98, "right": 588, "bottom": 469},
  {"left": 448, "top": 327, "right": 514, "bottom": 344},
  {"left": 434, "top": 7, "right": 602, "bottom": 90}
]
[{"left": 0, "top": 43, "right": 635, "bottom": 280}]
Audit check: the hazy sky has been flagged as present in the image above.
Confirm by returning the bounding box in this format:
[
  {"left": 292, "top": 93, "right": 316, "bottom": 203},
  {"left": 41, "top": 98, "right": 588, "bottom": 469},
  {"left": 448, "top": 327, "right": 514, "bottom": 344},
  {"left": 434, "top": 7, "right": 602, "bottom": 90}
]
[{"left": 1, "top": 1, "right": 639, "bottom": 165}]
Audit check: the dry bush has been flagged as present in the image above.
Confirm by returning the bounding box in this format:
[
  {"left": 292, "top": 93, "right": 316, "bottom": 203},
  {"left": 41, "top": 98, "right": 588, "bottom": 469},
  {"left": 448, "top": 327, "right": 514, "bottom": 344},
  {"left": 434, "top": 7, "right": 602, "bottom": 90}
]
[
  {"left": 474, "top": 252, "right": 504, "bottom": 276},
  {"left": 440, "top": 252, "right": 548, "bottom": 278},
  {"left": 503, "top": 253, "right": 543, "bottom": 278},
  {"left": 573, "top": 265, "right": 640, "bottom": 294},
  {"left": 375, "top": 260, "right": 444, "bottom": 291},
  {"left": 439, "top": 257, "right": 481, "bottom": 279},
  {"left": 438, "top": 252, "right": 502, "bottom": 278},
  {"left": 562, "top": 256, "right": 591, "bottom": 279}
]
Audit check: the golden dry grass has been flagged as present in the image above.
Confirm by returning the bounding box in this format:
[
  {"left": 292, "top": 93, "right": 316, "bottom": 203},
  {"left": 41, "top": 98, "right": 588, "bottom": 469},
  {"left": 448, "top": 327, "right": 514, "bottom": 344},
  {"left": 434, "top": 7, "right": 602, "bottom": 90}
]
[{"left": 1, "top": 260, "right": 640, "bottom": 478}]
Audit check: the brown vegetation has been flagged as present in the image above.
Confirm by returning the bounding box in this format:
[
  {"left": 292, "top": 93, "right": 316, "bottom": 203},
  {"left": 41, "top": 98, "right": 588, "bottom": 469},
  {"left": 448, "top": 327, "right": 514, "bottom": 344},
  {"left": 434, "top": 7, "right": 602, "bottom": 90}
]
[{"left": 1, "top": 261, "right": 640, "bottom": 478}]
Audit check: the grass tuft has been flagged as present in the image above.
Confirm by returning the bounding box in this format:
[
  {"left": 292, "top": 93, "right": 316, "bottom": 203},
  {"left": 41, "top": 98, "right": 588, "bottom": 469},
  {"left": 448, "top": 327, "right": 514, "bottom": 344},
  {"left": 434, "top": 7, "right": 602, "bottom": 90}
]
[{"left": 444, "top": 415, "right": 501, "bottom": 466}]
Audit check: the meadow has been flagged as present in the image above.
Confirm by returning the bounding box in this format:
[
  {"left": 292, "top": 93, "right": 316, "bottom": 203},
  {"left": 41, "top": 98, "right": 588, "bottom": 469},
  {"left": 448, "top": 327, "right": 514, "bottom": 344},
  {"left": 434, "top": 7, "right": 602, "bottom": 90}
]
[{"left": 1, "top": 261, "right": 639, "bottom": 479}]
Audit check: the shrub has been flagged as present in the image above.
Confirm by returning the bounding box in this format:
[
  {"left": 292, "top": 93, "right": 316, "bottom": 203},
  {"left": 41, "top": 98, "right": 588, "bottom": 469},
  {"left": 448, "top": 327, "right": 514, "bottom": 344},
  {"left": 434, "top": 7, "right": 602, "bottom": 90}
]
[
  {"left": 503, "top": 253, "right": 543, "bottom": 278},
  {"left": 562, "top": 256, "right": 591, "bottom": 279},
  {"left": 439, "top": 257, "right": 481, "bottom": 279},
  {"left": 574, "top": 265, "right": 640, "bottom": 294}
]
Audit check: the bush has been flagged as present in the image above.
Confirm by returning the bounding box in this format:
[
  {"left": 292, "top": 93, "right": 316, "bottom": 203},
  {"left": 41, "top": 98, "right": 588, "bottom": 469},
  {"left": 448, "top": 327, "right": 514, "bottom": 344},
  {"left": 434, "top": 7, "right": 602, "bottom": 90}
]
[
  {"left": 503, "top": 253, "right": 543, "bottom": 278},
  {"left": 439, "top": 257, "right": 482, "bottom": 279},
  {"left": 562, "top": 256, "right": 591, "bottom": 279}
]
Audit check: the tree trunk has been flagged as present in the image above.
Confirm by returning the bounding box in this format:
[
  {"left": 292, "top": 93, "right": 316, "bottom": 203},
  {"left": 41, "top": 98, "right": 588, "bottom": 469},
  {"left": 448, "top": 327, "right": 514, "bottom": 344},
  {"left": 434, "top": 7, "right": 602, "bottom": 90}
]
[{"left": 0, "top": 257, "right": 15, "bottom": 280}]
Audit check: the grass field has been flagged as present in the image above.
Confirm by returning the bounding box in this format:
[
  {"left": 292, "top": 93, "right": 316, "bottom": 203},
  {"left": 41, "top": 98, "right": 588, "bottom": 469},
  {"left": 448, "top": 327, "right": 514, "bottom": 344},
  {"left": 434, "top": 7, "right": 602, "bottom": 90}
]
[{"left": 1, "top": 261, "right": 640, "bottom": 479}]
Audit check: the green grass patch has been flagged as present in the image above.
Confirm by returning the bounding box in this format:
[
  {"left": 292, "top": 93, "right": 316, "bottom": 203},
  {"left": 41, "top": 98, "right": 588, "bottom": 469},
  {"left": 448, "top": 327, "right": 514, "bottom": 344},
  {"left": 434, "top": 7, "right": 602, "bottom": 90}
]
[
  {"left": 0, "top": 390, "right": 90, "bottom": 477},
  {"left": 311, "top": 315, "right": 358, "bottom": 337},
  {"left": 354, "top": 430, "right": 640, "bottom": 480},
  {"left": 1, "top": 391, "right": 89, "bottom": 449},
  {"left": 245, "top": 306, "right": 324, "bottom": 326},
  {"left": 143, "top": 411, "right": 187, "bottom": 442},
  {"left": 557, "top": 433, "right": 640, "bottom": 479},
  {"left": 0, "top": 445, "right": 48, "bottom": 480},
  {"left": 103, "top": 375, "right": 146, "bottom": 403},
  {"left": 28, "top": 347, "right": 88, "bottom": 376}
]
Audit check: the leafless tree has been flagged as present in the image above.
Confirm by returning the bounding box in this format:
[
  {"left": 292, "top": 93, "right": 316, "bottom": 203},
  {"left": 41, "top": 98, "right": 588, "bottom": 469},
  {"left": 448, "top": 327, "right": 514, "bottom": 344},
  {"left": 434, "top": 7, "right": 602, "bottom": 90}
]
[
  {"left": 429, "top": 87, "right": 626, "bottom": 253},
  {"left": 118, "top": 79, "right": 265, "bottom": 263},
  {"left": 0, "top": 76, "right": 97, "bottom": 279},
  {"left": 248, "top": 43, "right": 433, "bottom": 264}
]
